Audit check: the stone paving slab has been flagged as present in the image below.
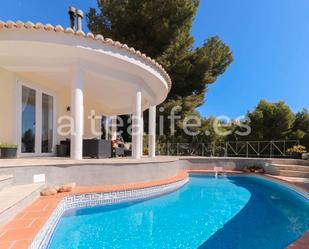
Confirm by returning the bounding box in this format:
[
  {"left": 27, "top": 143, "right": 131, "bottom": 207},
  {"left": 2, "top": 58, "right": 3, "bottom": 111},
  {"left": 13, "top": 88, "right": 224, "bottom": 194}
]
[
  {"left": 0, "top": 176, "right": 12, "bottom": 182},
  {"left": 0, "top": 184, "right": 44, "bottom": 214},
  {"left": 0, "top": 156, "right": 179, "bottom": 168}
]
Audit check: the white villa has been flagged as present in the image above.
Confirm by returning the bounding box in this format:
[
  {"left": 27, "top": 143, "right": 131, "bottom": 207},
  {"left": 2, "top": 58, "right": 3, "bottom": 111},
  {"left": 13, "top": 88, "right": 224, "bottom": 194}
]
[{"left": 0, "top": 14, "right": 171, "bottom": 160}]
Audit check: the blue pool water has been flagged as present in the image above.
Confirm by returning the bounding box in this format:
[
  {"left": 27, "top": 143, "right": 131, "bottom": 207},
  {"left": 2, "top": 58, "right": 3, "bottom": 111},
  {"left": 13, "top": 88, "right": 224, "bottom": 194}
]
[{"left": 48, "top": 175, "right": 309, "bottom": 249}]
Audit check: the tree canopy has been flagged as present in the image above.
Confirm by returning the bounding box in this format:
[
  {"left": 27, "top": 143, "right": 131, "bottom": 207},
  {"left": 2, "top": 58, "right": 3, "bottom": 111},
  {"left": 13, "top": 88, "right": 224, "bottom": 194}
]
[
  {"left": 87, "top": 0, "right": 233, "bottom": 136},
  {"left": 246, "top": 100, "right": 295, "bottom": 140},
  {"left": 88, "top": 0, "right": 199, "bottom": 59},
  {"left": 290, "top": 108, "right": 309, "bottom": 148},
  {"left": 225, "top": 100, "right": 309, "bottom": 149}
]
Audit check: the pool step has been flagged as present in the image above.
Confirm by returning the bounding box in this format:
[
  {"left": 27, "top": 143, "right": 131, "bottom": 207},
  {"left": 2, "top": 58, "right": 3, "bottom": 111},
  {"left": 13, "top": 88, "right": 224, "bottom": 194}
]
[
  {"left": 269, "top": 159, "right": 309, "bottom": 166},
  {"left": 270, "top": 170, "right": 309, "bottom": 178},
  {"left": 0, "top": 183, "right": 44, "bottom": 227},
  {"left": 0, "top": 175, "right": 13, "bottom": 192},
  {"left": 266, "top": 163, "right": 309, "bottom": 179},
  {"left": 273, "top": 176, "right": 309, "bottom": 183},
  {"left": 271, "top": 164, "right": 309, "bottom": 172}
]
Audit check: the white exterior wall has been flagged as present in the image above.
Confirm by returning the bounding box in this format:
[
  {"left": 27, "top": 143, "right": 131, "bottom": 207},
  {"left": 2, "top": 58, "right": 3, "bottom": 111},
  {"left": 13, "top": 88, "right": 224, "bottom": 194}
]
[
  {"left": 0, "top": 68, "right": 16, "bottom": 145},
  {"left": 0, "top": 70, "right": 105, "bottom": 156}
]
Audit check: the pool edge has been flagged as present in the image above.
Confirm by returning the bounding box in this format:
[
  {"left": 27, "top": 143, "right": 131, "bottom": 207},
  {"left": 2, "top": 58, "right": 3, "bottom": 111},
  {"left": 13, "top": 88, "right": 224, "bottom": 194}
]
[
  {"left": 31, "top": 178, "right": 189, "bottom": 249},
  {"left": 0, "top": 171, "right": 188, "bottom": 249},
  {"left": 0, "top": 170, "right": 307, "bottom": 249}
]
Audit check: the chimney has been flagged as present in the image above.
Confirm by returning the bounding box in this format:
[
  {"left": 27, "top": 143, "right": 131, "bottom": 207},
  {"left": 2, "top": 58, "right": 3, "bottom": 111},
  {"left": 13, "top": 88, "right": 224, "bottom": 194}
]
[
  {"left": 68, "top": 7, "right": 83, "bottom": 31},
  {"left": 68, "top": 6, "right": 76, "bottom": 30},
  {"left": 76, "top": 9, "right": 84, "bottom": 32}
]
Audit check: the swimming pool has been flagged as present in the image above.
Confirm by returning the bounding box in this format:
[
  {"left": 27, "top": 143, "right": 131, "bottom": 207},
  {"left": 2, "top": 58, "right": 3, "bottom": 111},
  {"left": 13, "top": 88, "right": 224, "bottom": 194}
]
[{"left": 46, "top": 175, "right": 308, "bottom": 249}]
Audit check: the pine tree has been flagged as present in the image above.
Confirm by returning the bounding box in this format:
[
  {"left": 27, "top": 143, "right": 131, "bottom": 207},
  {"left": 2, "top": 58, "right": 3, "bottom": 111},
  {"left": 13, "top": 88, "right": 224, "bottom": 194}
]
[{"left": 87, "top": 0, "right": 233, "bottom": 138}]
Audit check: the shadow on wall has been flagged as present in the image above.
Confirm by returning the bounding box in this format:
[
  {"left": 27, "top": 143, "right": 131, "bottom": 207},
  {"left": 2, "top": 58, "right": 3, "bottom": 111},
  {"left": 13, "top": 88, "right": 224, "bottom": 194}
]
[{"left": 198, "top": 177, "right": 309, "bottom": 249}]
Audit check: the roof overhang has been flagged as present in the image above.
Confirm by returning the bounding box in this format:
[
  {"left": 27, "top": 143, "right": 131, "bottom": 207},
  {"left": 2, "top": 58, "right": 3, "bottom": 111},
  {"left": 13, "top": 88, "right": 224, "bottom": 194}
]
[{"left": 0, "top": 21, "right": 171, "bottom": 115}]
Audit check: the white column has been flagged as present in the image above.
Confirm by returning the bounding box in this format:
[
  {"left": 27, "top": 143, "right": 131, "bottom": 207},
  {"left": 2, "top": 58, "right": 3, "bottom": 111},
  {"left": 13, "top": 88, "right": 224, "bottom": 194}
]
[
  {"left": 71, "top": 70, "right": 84, "bottom": 160},
  {"left": 104, "top": 116, "right": 109, "bottom": 140},
  {"left": 140, "top": 111, "right": 144, "bottom": 156},
  {"left": 110, "top": 116, "right": 117, "bottom": 140},
  {"left": 132, "top": 90, "right": 142, "bottom": 159},
  {"left": 149, "top": 105, "right": 156, "bottom": 157}
]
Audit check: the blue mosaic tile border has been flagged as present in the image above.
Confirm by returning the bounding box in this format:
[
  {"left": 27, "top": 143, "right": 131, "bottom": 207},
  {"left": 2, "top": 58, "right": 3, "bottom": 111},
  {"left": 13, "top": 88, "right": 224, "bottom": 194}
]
[{"left": 29, "top": 178, "right": 188, "bottom": 249}]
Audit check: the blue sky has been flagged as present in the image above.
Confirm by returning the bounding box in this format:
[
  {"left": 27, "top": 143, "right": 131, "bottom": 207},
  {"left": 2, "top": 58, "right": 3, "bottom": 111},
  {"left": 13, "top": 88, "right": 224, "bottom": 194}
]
[
  {"left": 1, "top": 0, "right": 308, "bottom": 118},
  {"left": 193, "top": 0, "right": 309, "bottom": 118}
]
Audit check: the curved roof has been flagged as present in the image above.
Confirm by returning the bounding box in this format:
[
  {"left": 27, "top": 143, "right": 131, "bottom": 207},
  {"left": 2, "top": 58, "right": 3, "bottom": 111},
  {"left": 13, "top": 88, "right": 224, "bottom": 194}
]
[
  {"left": 0, "top": 20, "right": 172, "bottom": 91},
  {"left": 0, "top": 20, "right": 172, "bottom": 115}
]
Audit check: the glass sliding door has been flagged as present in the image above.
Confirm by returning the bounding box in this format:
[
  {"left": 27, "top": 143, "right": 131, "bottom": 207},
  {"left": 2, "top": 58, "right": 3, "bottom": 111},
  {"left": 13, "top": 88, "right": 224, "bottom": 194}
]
[
  {"left": 41, "top": 93, "right": 54, "bottom": 153},
  {"left": 21, "top": 86, "right": 36, "bottom": 153},
  {"left": 20, "top": 82, "right": 55, "bottom": 155}
]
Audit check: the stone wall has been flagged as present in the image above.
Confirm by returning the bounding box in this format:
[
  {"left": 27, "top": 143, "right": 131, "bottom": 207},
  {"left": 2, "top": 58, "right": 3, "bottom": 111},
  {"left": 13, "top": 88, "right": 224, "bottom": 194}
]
[
  {"left": 0, "top": 157, "right": 308, "bottom": 186},
  {"left": 0, "top": 160, "right": 180, "bottom": 186}
]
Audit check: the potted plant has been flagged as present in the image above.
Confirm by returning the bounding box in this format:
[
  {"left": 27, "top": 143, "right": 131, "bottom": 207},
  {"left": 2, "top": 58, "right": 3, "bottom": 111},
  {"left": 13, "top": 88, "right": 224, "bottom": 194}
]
[
  {"left": 287, "top": 145, "right": 307, "bottom": 159},
  {"left": 0, "top": 143, "right": 18, "bottom": 159}
]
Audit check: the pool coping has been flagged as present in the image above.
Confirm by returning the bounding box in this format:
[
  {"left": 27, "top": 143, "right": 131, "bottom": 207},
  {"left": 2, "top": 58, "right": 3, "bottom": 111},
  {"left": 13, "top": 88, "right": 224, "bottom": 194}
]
[
  {"left": 30, "top": 178, "right": 189, "bottom": 249},
  {"left": 0, "top": 170, "right": 307, "bottom": 249}
]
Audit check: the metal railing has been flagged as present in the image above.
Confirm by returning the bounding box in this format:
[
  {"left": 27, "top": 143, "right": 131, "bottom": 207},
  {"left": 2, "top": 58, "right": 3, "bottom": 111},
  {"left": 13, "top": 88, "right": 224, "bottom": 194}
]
[{"left": 158, "top": 140, "right": 299, "bottom": 158}]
